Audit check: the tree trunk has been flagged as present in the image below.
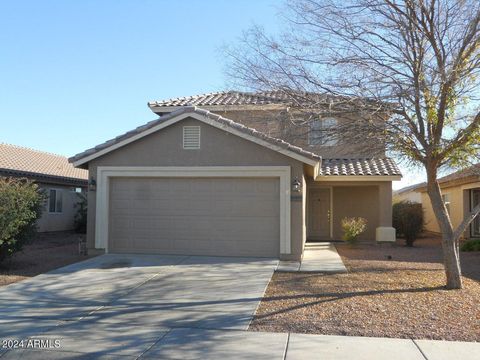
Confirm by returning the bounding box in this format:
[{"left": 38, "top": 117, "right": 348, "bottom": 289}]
[{"left": 426, "top": 169, "right": 463, "bottom": 289}]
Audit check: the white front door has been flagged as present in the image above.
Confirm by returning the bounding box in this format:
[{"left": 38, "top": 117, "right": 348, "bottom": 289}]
[{"left": 308, "top": 188, "right": 331, "bottom": 240}]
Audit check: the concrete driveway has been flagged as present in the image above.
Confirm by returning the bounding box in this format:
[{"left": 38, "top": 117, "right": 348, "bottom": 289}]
[{"left": 0, "top": 254, "right": 282, "bottom": 359}]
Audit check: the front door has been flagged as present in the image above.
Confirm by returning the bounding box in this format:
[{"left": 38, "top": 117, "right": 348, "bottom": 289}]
[{"left": 308, "top": 188, "right": 331, "bottom": 240}]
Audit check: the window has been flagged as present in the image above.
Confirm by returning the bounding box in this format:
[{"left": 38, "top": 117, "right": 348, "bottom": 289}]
[
  {"left": 183, "top": 126, "right": 201, "bottom": 149},
  {"left": 48, "top": 189, "right": 63, "bottom": 213},
  {"left": 442, "top": 193, "right": 451, "bottom": 215},
  {"left": 309, "top": 117, "right": 338, "bottom": 146},
  {"left": 72, "top": 187, "right": 83, "bottom": 193},
  {"left": 471, "top": 189, "right": 480, "bottom": 237}
]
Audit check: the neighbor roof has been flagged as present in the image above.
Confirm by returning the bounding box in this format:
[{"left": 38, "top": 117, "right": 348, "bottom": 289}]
[
  {"left": 69, "top": 107, "right": 322, "bottom": 167},
  {"left": 0, "top": 143, "right": 88, "bottom": 185},
  {"left": 393, "top": 182, "right": 426, "bottom": 195},
  {"left": 415, "top": 163, "right": 480, "bottom": 192},
  {"left": 320, "top": 158, "right": 401, "bottom": 177}
]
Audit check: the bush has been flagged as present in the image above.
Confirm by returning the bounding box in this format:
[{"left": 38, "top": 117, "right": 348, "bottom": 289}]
[
  {"left": 341, "top": 217, "right": 367, "bottom": 244},
  {"left": 0, "top": 178, "right": 44, "bottom": 262},
  {"left": 461, "top": 239, "right": 480, "bottom": 252},
  {"left": 74, "top": 192, "right": 87, "bottom": 233},
  {"left": 392, "top": 201, "right": 423, "bottom": 247}
]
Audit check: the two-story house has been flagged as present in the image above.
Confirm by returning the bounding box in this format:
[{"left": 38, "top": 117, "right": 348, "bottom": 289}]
[{"left": 70, "top": 91, "right": 401, "bottom": 260}]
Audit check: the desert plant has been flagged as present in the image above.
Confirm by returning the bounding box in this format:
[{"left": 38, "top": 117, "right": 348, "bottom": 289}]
[
  {"left": 461, "top": 239, "right": 480, "bottom": 252},
  {"left": 74, "top": 192, "right": 87, "bottom": 234},
  {"left": 393, "top": 201, "right": 424, "bottom": 247},
  {"left": 0, "top": 178, "right": 44, "bottom": 263},
  {"left": 341, "top": 217, "right": 367, "bottom": 244}
]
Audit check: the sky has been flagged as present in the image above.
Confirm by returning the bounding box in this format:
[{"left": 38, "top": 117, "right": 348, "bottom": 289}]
[{"left": 0, "top": 0, "right": 421, "bottom": 189}]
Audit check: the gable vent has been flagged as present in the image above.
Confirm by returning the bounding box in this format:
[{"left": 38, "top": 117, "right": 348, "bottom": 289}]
[{"left": 183, "top": 126, "right": 201, "bottom": 149}]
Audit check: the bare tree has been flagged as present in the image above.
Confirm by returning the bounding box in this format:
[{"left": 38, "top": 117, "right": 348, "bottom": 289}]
[{"left": 225, "top": 0, "right": 480, "bottom": 289}]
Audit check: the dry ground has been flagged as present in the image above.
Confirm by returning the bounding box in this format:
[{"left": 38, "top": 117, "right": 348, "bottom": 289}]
[
  {"left": 0, "top": 231, "right": 95, "bottom": 287},
  {"left": 250, "top": 236, "right": 480, "bottom": 341}
]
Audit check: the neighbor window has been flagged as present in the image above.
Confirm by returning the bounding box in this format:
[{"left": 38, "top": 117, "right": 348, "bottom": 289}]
[
  {"left": 183, "top": 126, "right": 201, "bottom": 149},
  {"left": 442, "top": 193, "right": 451, "bottom": 215},
  {"left": 48, "top": 189, "right": 63, "bottom": 213},
  {"left": 309, "top": 117, "right": 338, "bottom": 146},
  {"left": 471, "top": 189, "right": 480, "bottom": 237}
]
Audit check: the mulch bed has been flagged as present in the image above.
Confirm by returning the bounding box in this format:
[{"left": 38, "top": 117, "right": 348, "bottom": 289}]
[
  {"left": 249, "top": 236, "right": 480, "bottom": 342},
  {"left": 0, "top": 231, "right": 95, "bottom": 287}
]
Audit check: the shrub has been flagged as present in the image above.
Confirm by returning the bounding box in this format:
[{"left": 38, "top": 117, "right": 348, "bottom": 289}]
[
  {"left": 0, "top": 178, "right": 44, "bottom": 263},
  {"left": 74, "top": 192, "right": 87, "bottom": 234},
  {"left": 461, "top": 239, "right": 480, "bottom": 252},
  {"left": 392, "top": 201, "right": 423, "bottom": 247},
  {"left": 341, "top": 217, "right": 367, "bottom": 244}
]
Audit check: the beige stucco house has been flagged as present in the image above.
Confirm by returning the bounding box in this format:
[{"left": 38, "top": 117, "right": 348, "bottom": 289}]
[
  {"left": 410, "top": 165, "right": 480, "bottom": 239},
  {"left": 70, "top": 91, "right": 401, "bottom": 260},
  {"left": 0, "top": 143, "right": 88, "bottom": 232}
]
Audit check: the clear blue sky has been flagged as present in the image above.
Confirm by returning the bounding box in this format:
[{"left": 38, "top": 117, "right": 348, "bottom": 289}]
[{"left": 0, "top": 0, "right": 418, "bottom": 189}]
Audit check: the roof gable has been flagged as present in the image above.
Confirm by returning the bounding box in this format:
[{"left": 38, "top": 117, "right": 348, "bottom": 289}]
[{"left": 69, "top": 107, "right": 321, "bottom": 168}]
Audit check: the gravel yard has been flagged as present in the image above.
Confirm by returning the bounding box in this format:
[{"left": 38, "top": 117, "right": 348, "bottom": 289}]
[
  {"left": 250, "top": 236, "right": 480, "bottom": 341},
  {"left": 0, "top": 231, "right": 95, "bottom": 287}
]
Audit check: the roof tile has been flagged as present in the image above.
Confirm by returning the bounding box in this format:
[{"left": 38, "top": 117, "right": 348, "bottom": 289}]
[{"left": 0, "top": 143, "right": 88, "bottom": 181}]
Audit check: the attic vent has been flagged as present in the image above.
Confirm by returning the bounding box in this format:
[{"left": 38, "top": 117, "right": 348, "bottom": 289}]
[{"left": 183, "top": 126, "right": 201, "bottom": 149}]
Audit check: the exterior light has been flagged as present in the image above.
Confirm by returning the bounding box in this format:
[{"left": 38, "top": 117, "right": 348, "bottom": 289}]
[
  {"left": 88, "top": 177, "right": 96, "bottom": 192},
  {"left": 292, "top": 177, "right": 302, "bottom": 193}
]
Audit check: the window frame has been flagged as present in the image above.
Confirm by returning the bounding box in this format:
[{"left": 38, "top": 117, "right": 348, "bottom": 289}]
[
  {"left": 441, "top": 193, "right": 451, "bottom": 215},
  {"left": 470, "top": 189, "right": 480, "bottom": 237},
  {"left": 48, "top": 188, "right": 63, "bottom": 214},
  {"left": 308, "top": 117, "right": 338, "bottom": 146}
]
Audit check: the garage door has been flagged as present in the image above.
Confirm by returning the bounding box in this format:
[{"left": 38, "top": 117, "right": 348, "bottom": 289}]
[{"left": 108, "top": 177, "right": 280, "bottom": 257}]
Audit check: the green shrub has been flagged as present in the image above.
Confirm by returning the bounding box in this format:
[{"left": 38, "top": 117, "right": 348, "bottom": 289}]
[
  {"left": 392, "top": 201, "right": 423, "bottom": 247},
  {"left": 341, "top": 217, "right": 367, "bottom": 244},
  {"left": 74, "top": 192, "right": 87, "bottom": 234},
  {"left": 461, "top": 239, "right": 480, "bottom": 252},
  {"left": 0, "top": 178, "right": 44, "bottom": 263}
]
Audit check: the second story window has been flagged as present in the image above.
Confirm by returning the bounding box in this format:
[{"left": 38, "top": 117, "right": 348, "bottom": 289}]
[{"left": 309, "top": 117, "right": 338, "bottom": 146}]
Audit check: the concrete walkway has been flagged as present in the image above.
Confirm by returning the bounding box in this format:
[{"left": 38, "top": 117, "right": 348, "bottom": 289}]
[
  {"left": 1, "top": 254, "right": 478, "bottom": 359},
  {"left": 277, "top": 242, "right": 347, "bottom": 272}
]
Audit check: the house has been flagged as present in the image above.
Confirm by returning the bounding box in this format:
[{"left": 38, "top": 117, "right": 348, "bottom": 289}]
[
  {"left": 70, "top": 91, "right": 401, "bottom": 260},
  {"left": 414, "top": 165, "right": 480, "bottom": 239},
  {"left": 0, "top": 143, "right": 88, "bottom": 232},
  {"left": 393, "top": 183, "right": 424, "bottom": 203}
]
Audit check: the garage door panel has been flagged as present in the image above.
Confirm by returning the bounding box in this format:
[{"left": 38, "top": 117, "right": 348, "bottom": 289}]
[{"left": 109, "top": 177, "right": 280, "bottom": 257}]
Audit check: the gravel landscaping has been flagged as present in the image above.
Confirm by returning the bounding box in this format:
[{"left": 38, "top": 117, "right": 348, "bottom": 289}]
[
  {"left": 250, "top": 236, "right": 480, "bottom": 342},
  {"left": 0, "top": 231, "right": 95, "bottom": 287}
]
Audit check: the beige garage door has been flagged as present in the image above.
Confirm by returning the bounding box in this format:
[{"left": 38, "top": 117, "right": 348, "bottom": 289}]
[{"left": 109, "top": 177, "right": 280, "bottom": 257}]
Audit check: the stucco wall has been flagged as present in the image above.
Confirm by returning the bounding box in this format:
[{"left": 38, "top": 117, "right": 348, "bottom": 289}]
[
  {"left": 86, "top": 117, "right": 307, "bottom": 260},
  {"left": 393, "top": 191, "right": 422, "bottom": 203},
  {"left": 421, "top": 182, "right": 480, "bottom": 237},
  {"left": 214, "top": 109, "right": 385, "bottom": 158},
  {"left": 36, "top": 184, "right": 82, "bottom": 232}
]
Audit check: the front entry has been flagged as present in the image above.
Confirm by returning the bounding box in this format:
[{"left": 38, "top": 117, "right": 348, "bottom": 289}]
[{"left": 308, "top": 188, "right": 331, "bottom": 240}]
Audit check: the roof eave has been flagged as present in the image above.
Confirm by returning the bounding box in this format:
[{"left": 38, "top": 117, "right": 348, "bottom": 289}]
[
  {"left": 314, "top": 175, "right": 402, "bottom": 182},
  {"left": 148, "top": 104, "right": 288, "bottom": 114}
]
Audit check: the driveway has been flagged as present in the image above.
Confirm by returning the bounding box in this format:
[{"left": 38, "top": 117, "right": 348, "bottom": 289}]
[{"left": 0, "top": 254, "right": 282, "bottom": 359}]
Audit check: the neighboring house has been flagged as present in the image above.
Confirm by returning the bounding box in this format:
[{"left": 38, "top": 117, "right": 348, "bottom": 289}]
[
  {"left": 393, "top": 183, "right": 424, "bottom": 203},
  {"left": 70, "top": 91, "right": 401, "bottom": 261},
  {"left": 0, "top": 143, "right": 88, "bottom": 232},
  {"left": 414, "top": 165, "right": 480, "bottom": 239}
]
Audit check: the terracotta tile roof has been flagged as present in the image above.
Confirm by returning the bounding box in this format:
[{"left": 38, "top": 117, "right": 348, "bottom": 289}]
[
  {"left": 438, "top": 164, "right": 480, "bottom": 183},
  {"left": 0, "top": 143, "right": 88, "bottom": 183},
  {"left": 148, "top": 91, "right": 291, "bottom": 108},
  {"left": 320, "top": 158, "right": 401, "bottom": 177},
  {"left": 69, "top": 107, "right": 321, "bottom": 165}
]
